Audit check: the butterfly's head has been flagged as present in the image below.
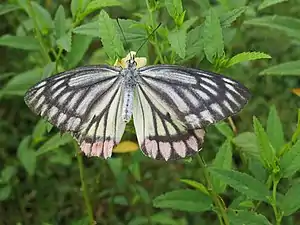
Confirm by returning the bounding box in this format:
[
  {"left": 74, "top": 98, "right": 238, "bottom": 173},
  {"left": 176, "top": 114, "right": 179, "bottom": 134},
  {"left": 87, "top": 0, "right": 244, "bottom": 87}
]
[{"left": 126, "top": 58, "right": 137, "bottom": 69}]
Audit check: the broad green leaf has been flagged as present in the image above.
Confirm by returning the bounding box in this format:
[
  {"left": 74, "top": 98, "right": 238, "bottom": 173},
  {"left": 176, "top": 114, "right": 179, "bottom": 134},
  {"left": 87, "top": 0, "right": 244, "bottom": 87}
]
[
  {"left": 128, "top": 162, "right": 141, "bottom": 181},
  {"left": 49, "top": 151, "right": 72, "bottom": 166},
  {"left": 0, "top": 68, "right": 42, "bottom": 96},
  {"left": 42, "top": 62, "right": 56, "bottom": 79},
  {"left": 165, "top": 0, "right": 183, "bottom": 21},
  {"left": 0, "top": 35, "right": 40, "bottom": 50},
  {"left": 260, "top": 60, "right": 300, "bottom": 76},
  {"left": 17, "top": 136, "right": 36, "bottom": 176},
  {"left": 281, "top": 182, "right": 300, "bottom": 216},
  {"left": 244, "top": 16, "right": 300, "bottom": 41},
  {"left": 32, "top": 119, "right": 49, "bottom": 142},
  {"left": 73, "top": 21, "right": 99, "bottom": 37},
  {"left": 248, "top": 157, "right": 267, "bottom": 182},
  {"left": 0, "top": 185, "right": 11, "bottom": 201},
  {"left": 203, "top": 8, "right": 224, "bottom": 63},
  {"left": 253, "top": 117, "right": 276, "bottom": 169},
  {"left": 54, "top": 5, "right": 66, "bottom": 39},
  {"left": 168, "top": 28, "right": 186, "bottom": 59},
  {"left": 209, "top": 168, "right": 270, "bottom": 202},
  {"left": 280, "top": 140, "right": 300, "bottom": 178},
  {"left": 98, "top": 10, "right": 125, "bottom": 60},
  {"left": 211, "top": 140, "right": 233, "bottom": 193},
  {"left": 227, "top": 52, "right": 271, "bottom": 68},
  {"left": 228, "top": 210, "right": 271, "bottom": 225},
  {"left": 153, "top": 189, "right": 212, "bottom": 212},
  {"left": 186, "top": 25, "right": 204, "bottom": 59},
  {"left": 36, "top": 133, "right": 73, "bottom": 156},
  {"left": 267, "top": 105, "right": 284, "bottom": 151},
  {"left": 27, "top": 2, "right": 53, "bottom": 32},
  {"left": 233, "top": 132, "right": 259, "bottom": 158},
  {"left": 65, "top": 34, "right": 92, "bottom": 68},
  {"left": 107, "top": 158, "right": 123, "bottom": 178},
  {"left": 258, "top": 0, "right": 288, "bottom": 10},
  {"left": 134, "top": 185, "right": 150, "bottom": 204},
  {"left": 56, "top": 32, "right": 72, "bottom": 52},
  {"left": 71, "top": 0, "right": 83, "bottom": 18},
  {"left": 220, "top": 7, "right": 247, "bottom": 28},
  {"left": 1, "top": 166, "right": 17, "bottom": 183},
  {"left": 114, "top": 19, "right": 147, "bottom": 42},
  {"left": 215, "top": 122, "right": 234, "bottom": 138},
  {"left": 180, "top": 179, "right": 209, "bottom": 195},
  {"left": 181, "top": 17, "right": 198, "bottom": 31},
  {"left": 82, "top": 0, "right": 121, "bottom": 17},
  {"left": 0, "top": 4, "right": 20, "bottom": 16},
  {"left": 151, "top": 213, "right": 180, "bottom": 225}
]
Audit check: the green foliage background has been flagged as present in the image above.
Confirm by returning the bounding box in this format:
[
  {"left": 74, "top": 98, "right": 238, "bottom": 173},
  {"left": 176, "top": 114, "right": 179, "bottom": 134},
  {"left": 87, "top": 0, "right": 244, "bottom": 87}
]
[{"left": 0, "top": 0, "right": 300, "bottom": 224}]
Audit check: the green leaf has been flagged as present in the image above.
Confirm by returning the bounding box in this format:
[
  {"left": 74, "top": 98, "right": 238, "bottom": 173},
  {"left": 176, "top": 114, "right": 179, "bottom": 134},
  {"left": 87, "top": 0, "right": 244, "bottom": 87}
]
[
  {"left": 165, "top": 0, "right": 183, "bottom": 21},
  {"left": 107, "top": 158, "right": 123, "bottom": 178},
  {"left": 267, "top": 105, "right": 285, "bottom": 151},
  {"left": 114, "top": 19, "right": 147, "bottom": 42},
  {"left": 233, "top": 132, "right": 259, "bottom": 158},
  {"left": 260, "top": 60, "right": 300, "bottom": 76},
  {"left": 42, "top": 62, "right": 56, "bottom": 79},
  {"left": 168, "top": 28, "right": 186, "bottom": 59},
  {"left": 244, "top": 16, "right": 300, "bottom": 41},
  {"left": 209, "top": 168, "right": 270, "bottom": 202},
  {"left": 1, "top": 166, "right": 17, "bottom": 183},
  {"left": 220, "top": 7, "right": 247, "bottom": 28},
  {"left": 203, "top": 8, "right": 224, "bottom": 63},
  {"left": 280, "top": 140, "right": 300, "bottom": 178},
  {"left": 73, "top": 21, "right": 99, "bottom": 37},
  {"left": 0, "top": 4, "right": 20, "bottom": 16},
  {"left": 211, "top": 140, "right": 233, "bottom": 193},
  {"left": 32, "top": 119, "right": 49, "bottom": 142},
  {"left": 98, "top": 10, "right": 125, "bottom": 60},
  {"left": 17, "top": 136, "right": 36, "bottom": 176},
  {"left": 258, "top": 0, "right": 288, "bottom": 11},
  {"left": 56, "top": 32, "right": 72, "bottom": 52},
  {"left": 0, "top": 35, "right": 40, "bottom": 50},
  {"left": 134, "top": 185, "right": 150, "bottom": 204},
  {"left": 228, "top": 210, "right": 271, "bottom": 225},
  {"left": 153, "top": 189, "right": 212, "bottom": 212},
  {"left": 36, "top": 133, "right": 73, "bottom": 156},
  {"left": 180, "top": 179, "right": 209, "bottom": 195},
  {"left": 0, "top": 185, "right": 12, "bottom": 201},
  {"left": 181, "top": 16, "right": 198, "bottom": 31},
  {"left": 82, "top": 0, "right": 121, "bottom": 17},
  {"left": 65, "top": 34, "right": 92, "bottom": 68},
  {"left": 54, "top": 5, "right": 66, "bottom": 39},
  {"left": 0, "top": 68, "right": 42, "bottom": 97},
  {"left": 215, "top": 122, "right": 234, "bottom": 138},
  {"left": 227, "top": 52, "right": 271, "bottom": 68},
  {"left": 281, "top": 182, "right": 300, "bottom": 216},
  {"left": 248, "top": 158, "right": 267, "bottom": 182},
  {"left": 49, "top": 151, "right": 72, "bottom": 166},
  {"left": 151, "top": 213, "right": 180, "bottom": 225},
  {"left": 253, "top": 116, "right": 276, "bottom": 169},
  {"left": 71, "top": 0, "right": 83, "bottom": 18},
  {"left": 186, "top": 25, "right": 204, "bottom": 59},
  {"left": 128, "top": 162, "right": 141, "bottom": 182}
]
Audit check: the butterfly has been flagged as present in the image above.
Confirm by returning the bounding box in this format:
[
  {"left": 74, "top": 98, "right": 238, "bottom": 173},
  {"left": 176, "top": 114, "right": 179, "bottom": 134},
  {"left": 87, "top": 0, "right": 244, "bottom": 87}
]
[{"left": 24, "top": 52, "right": 251, "bottom": 161}]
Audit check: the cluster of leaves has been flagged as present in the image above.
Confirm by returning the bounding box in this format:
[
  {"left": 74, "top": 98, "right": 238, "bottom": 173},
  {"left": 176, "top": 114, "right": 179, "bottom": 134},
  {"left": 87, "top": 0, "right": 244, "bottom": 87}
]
[{"left": 0, "top": 0, "right": 299, "bottom": 224}]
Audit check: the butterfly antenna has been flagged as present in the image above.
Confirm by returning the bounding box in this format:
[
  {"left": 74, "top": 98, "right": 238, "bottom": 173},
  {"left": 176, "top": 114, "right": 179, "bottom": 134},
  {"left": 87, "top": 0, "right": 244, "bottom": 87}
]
[
  {"left": 135, "top": 23, "right": 162, "bottom": 57},
  {"left": 116, "top": 18, "right": 132, "bottom": 59}
]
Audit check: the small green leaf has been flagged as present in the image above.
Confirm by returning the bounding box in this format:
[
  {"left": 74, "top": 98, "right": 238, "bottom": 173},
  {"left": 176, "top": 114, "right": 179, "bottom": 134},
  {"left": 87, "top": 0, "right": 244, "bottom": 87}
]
[
  {"left": 248, "top": 157, "right": 267, "bottom": 182},
  {"left": 71, "top": 0, "right": 83, "bottom": 18},
  {"left": 56, "top": 32, "right": 72, "bottom": 52},
  {"left": 260, "top": 60, "right": 300, "bottom": 76},
  {"left": 65, "top": 34, "right": 92, "bottom": 68},
  {"left": 1, "top": 166, "right": 17, "bottom": 183},
  {"left": 82, "top": 0, "right": 121, "bottom": 18},
  {"left": 280, "top": 140, "right": 300, "bottom": 178},
  {"left": 180, "top": 179, "right": 209, "bottom": 195},
  {"left": 73, "top": 21, "right": 99, "bottom": 37},
  {"left": 36, "top": 133, "right": 73, "bottom": 156},
  {"left": 17, "top": 136, "right": 36, "bottom": 176},
  {"left": 267, "top": 105, "right": 285, "bottom": 151},
  {"left": 233, "top": 132, "right": 259, "bottom": 158},
  {"left": 134, "top": 185, "right": 150, "bottom": 204},
  {"left": 203, "top": 8, "right": 224, "bottom": 63},
  {"left": 153, "top": 189, "right": 212, "bottom": 212},
  {"left": 209, "top": 168, "right": 270, "bottom": 202},
  {"left": 228, "top": 210, "right": 272, "bottom": 225},
  {"left": 181, "top": 17, "right": 198, "bottom": 31},
  {"left": 42, "top": 62, "right": 56, "bottom": 79},
  {"left": 215, "top": 122, "right": 234, "bottom": 138},
  {"left": 227, "top": 52, "right": 271, "bottom": 68},
  {"left": 253, "top": 116, "right": 276, "bottom": 169},
  {"left": 114, "top": 19, "right": 147, "bottom": 42},
  {"left": 32, "top": 119, "right": 49, "bottom": 142},
  {"left": 151, "top": 213, "right": 180, "bottom": 225},
  {"left": 98, "top": 10, "right": 125, "bottom": 60},
  {"left": 281, "top": 182, "right": 300, "bottom": 216},
  {"left": 0, "top": 4, "right": 20, "bottom": 16},
  {"left": 129, "top": 162, "right": 141, "bottom": 181},
  {"left": 211, "top": 140, "right": 233, "bottom": 193},
  {"left": 165, "top": 0, "right": 183, "bottom": 21},
  {"left": 107, "top": 158, "right": 123, "bottom": 178},
  {"left": 220, "top": 7, "right": 247, "bottom": 28},
  {"left": 49, "top": 151, "right": 72, "bottom": 166},
  {"left": 186, "top": 25, "right": 204, "bottom": 59},
  {"left": 258, "top": 0, "right": 288, "bottom": 11},
  {"left": 54, "top": 5, "right": 66, "bottom": 39},
  {"left": 0, "top": 35, "right": 40, "bottom": 50},
  {"left": 168, "top": 28, "right": 186, "bottom": 59},
  {"left": 0, "top": 185, "right": 12, "bottom": 201}
]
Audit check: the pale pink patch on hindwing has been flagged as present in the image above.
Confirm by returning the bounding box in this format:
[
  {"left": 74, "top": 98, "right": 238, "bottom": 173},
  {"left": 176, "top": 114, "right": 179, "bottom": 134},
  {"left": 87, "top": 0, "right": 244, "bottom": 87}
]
[
  {"left": 144, "top": 139, "right": 158, "bottom": 159},
  {"left": 159, "top": 142, "right": 172, "bottom": 161},
  {"left": 186, "top": 136, "right": 198, "bottom": 151},
  {"left": 91, "top": 142, "right": 103, "bottom": 157},
  {"left": 173, "top": 141, "right": 186, "bottom": 157},
  {"left": 81, "top": 141, "right": 91, "bottom": 156}
]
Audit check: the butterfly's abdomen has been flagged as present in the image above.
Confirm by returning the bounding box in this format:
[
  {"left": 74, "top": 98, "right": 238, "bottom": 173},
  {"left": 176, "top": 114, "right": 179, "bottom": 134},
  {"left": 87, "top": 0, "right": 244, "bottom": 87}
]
[{"left": 122, "top": 87, "right": 134, "bottom": 122}]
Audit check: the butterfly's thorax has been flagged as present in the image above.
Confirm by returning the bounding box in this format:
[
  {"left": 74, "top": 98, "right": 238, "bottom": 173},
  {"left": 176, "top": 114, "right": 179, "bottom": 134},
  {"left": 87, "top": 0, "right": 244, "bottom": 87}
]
[{"left": 121, "top": 59, "right": 139, "bottom": 122}]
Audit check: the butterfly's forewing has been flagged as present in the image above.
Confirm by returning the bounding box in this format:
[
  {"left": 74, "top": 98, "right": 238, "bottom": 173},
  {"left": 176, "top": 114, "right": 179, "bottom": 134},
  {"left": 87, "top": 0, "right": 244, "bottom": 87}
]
[
  {"left": 24, "top": 65, "right": 126, "bottom": 158},
  {"left": 134, "top": 65, "right": 250, "bottom": 160}
]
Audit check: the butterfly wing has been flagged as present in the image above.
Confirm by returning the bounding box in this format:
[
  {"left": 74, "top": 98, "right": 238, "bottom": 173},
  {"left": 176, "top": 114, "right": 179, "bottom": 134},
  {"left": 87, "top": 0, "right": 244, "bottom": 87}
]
[
  {"left": 133, "top": 65, "right": 250, "bottom": 160},
  {"left": 24, "top": 65, "right": 126, "bottom": 158}
]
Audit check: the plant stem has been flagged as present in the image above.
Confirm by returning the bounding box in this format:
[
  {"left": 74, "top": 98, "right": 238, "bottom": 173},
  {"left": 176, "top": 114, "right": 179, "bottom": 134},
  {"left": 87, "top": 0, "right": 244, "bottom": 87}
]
[
  {"left": 75, "top": 143, "right": 94, "bottom": 225},
  {"left": 196, "top": 154, "right": 230, "bottom": 225},
  {"left": 271, "top": 175, "right": 282, "bottom": 225}
]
